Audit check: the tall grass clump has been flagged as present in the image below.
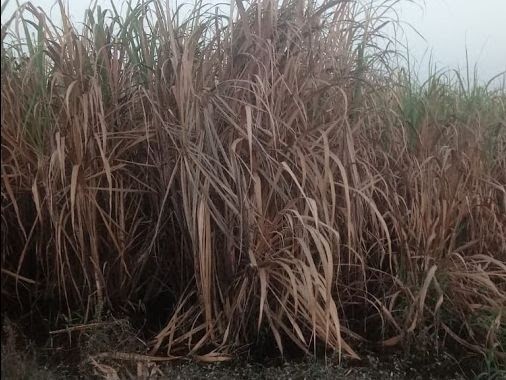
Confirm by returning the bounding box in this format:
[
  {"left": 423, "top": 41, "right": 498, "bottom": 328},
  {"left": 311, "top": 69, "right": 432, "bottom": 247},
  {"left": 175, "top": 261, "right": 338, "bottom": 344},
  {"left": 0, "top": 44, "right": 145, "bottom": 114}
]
[{"left": 2, "top": 0, "right": 505, "bottom": 364}]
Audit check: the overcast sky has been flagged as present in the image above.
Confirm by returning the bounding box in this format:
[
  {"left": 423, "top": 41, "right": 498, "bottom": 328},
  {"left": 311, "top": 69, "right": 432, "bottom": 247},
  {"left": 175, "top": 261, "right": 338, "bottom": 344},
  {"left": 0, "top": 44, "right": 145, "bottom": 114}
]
[
  {"left": 2, "top": 0, "right": 505, "bottom": 82},
  {"left": 398, "top": 0, "right": 506, "bottom": 81}
]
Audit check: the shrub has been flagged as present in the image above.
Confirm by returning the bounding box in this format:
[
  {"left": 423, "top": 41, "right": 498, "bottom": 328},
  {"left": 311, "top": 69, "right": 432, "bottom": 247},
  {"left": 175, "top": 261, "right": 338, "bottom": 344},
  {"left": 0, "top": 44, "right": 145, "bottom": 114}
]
[{"left": 2, "top": 0, "right": 505, "bottom": 363}]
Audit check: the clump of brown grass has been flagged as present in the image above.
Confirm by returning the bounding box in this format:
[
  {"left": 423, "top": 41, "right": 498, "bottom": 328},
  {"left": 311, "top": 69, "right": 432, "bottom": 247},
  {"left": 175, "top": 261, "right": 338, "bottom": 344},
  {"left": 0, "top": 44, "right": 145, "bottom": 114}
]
[{"left": 1, "top": 0, "right": 505, "bottom": 364}]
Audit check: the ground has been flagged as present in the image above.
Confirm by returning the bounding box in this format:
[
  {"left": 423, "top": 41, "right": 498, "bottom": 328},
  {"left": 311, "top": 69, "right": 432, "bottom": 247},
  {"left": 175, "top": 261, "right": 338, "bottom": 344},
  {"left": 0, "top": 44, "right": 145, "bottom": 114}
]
[{"left": 1, "top": 341, "right": 483, "bottom": 379}]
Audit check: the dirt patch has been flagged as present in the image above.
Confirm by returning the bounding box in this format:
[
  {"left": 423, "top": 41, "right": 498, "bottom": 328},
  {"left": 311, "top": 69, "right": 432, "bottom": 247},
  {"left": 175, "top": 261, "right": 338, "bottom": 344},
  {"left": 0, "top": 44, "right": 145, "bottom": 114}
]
[{"left": 1, "top": 316, "right": 501, "bottom": 379}]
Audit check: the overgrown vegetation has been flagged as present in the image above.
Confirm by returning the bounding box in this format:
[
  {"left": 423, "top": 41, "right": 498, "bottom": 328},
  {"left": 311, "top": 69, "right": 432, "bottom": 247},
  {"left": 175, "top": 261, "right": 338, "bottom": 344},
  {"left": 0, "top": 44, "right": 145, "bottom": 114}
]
[{"left": 1, "top": 0, "right": 505, "bottom": 374}]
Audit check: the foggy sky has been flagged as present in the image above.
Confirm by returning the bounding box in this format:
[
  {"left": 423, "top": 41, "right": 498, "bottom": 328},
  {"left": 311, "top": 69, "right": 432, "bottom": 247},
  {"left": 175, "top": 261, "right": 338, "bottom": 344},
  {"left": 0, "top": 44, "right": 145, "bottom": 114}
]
[
  {"left": 398, "top": 0, "right": 506, "bottom": 81},
  {"left": 2, "top": 0, "right": 505, "bottom": 81}
]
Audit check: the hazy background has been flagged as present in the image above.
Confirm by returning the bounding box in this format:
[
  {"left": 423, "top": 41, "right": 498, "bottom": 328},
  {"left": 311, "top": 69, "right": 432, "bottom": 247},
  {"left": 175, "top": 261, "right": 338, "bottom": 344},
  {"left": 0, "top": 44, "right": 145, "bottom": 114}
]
[
  {"left": 398, "top": 0, "right": 506, "bottom": 82},
  {"left": 2, "top": 0, "right": 505, "bottom": 82}
]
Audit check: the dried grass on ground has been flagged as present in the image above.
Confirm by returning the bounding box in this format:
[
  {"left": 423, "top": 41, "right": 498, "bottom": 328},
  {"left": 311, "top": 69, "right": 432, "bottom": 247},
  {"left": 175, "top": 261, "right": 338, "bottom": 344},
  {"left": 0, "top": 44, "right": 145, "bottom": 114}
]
[{"left": 1, "top": 0, "right": 505, "bottom": 369}]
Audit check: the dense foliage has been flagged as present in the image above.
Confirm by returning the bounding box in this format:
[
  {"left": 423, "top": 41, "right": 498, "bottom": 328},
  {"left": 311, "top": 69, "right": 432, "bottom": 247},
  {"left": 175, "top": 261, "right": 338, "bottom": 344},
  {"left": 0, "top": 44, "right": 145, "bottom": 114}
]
[{"left": 1, "top": 0, "right": 505, "bottom": 366}]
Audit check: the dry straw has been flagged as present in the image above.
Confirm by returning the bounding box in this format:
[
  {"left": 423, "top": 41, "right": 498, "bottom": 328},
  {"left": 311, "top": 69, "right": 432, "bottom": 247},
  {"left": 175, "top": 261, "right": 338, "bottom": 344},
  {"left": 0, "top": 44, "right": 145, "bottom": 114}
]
[{"left": 1, "top": 0, "right": 505, "bottom": 363}]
